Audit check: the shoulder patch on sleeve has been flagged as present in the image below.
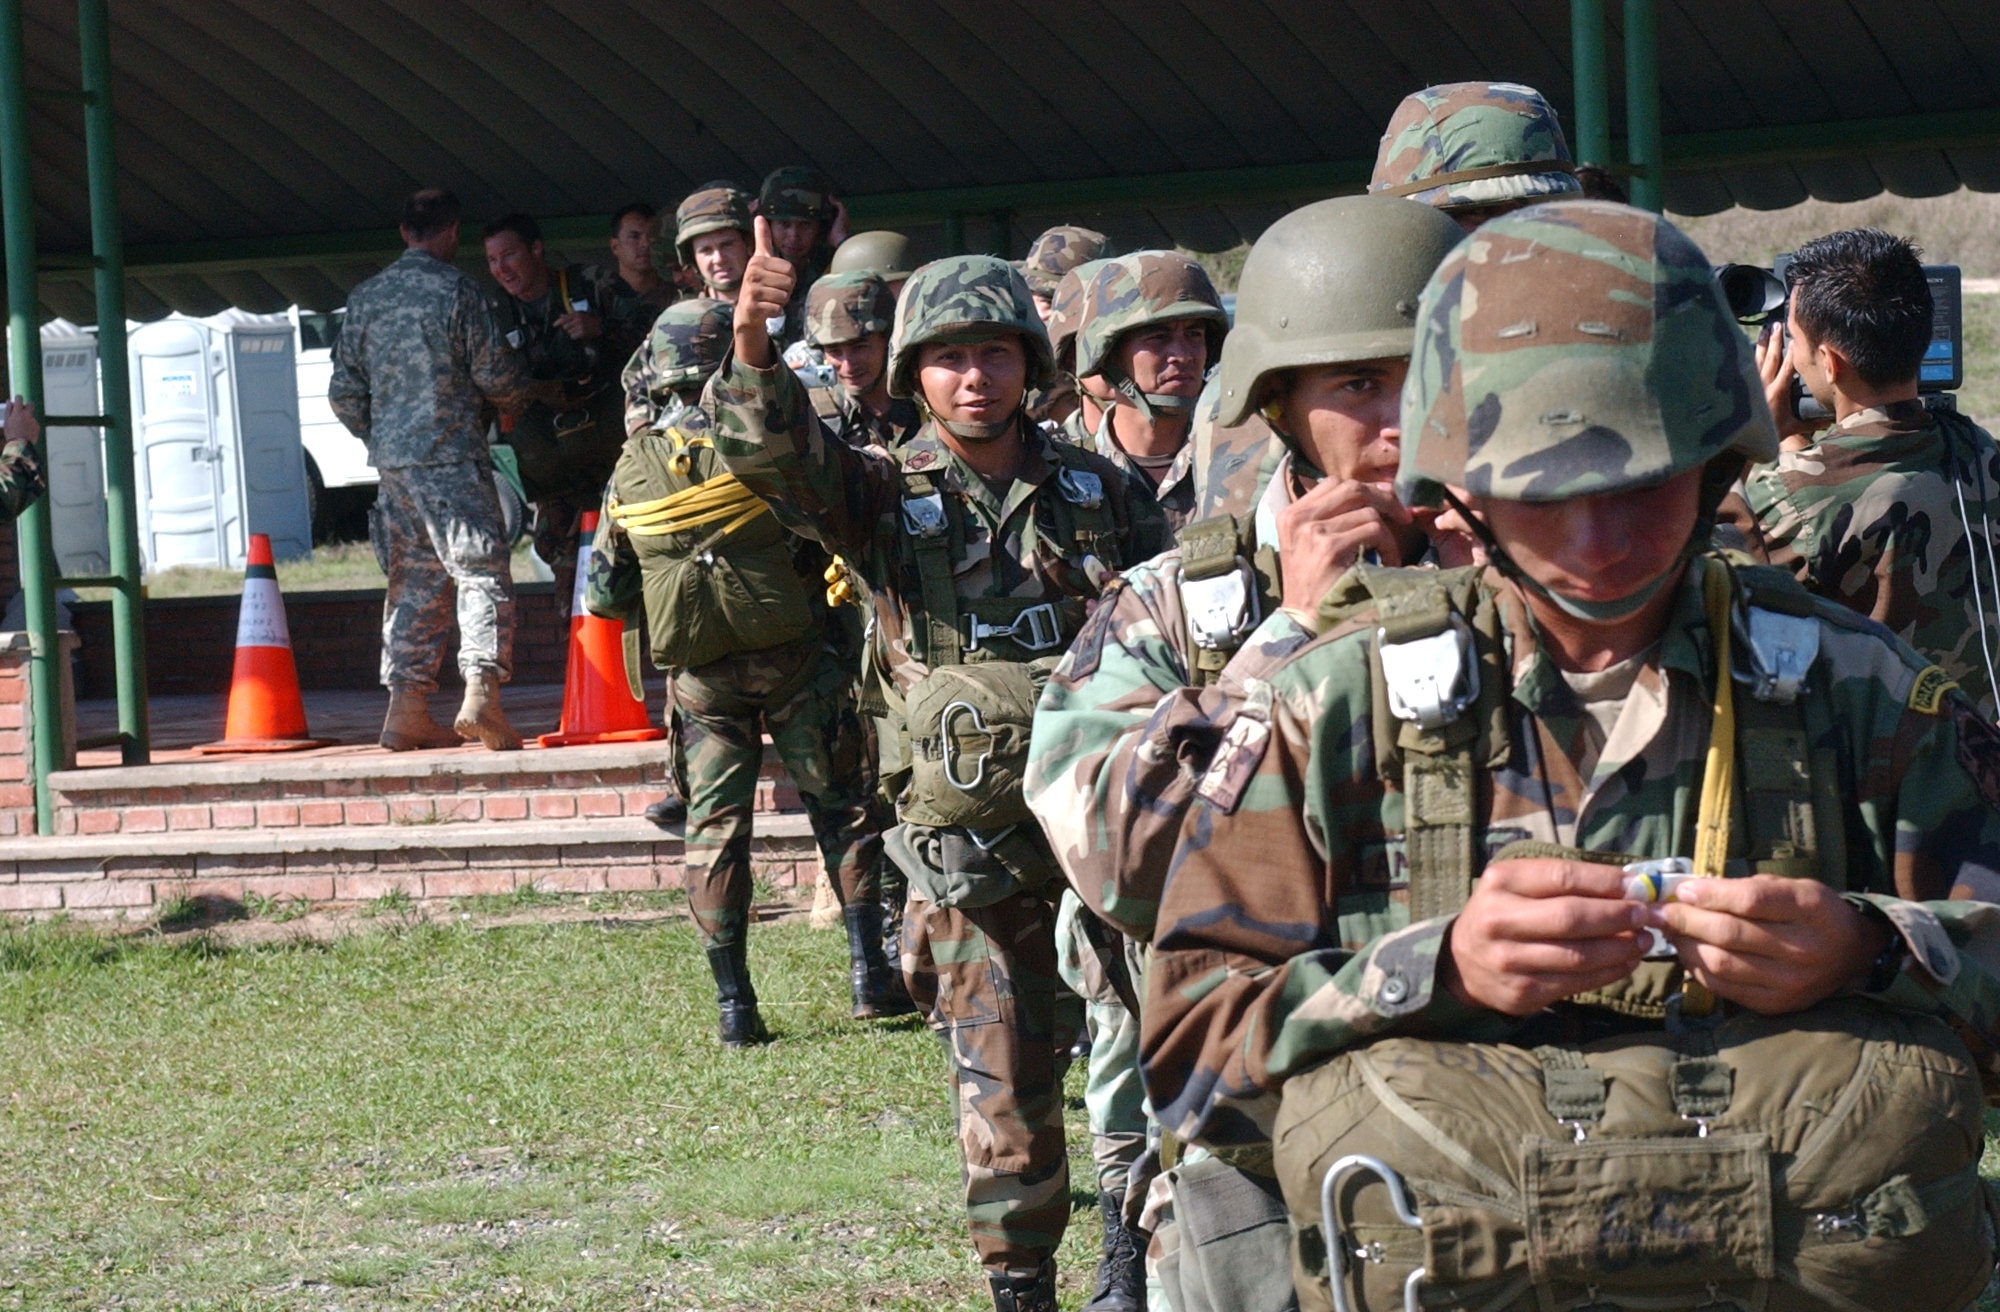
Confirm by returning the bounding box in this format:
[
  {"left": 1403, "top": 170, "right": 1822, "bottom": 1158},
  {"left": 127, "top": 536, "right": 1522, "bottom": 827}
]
[
  {"left": 1065, "top": 582, "right": 1123, "bottom": 681},
  {"left": 1194, "top": 680, "right": 1275, "bottom": 814},
  {"left": 1909, "top": 665, "right": 1959, "bottom": 716}
]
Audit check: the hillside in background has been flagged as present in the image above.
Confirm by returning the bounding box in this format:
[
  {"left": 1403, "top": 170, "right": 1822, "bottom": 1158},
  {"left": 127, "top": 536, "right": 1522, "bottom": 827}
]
[{"left": 1673, "top": 189, "right": 2000, "bottom": 276}]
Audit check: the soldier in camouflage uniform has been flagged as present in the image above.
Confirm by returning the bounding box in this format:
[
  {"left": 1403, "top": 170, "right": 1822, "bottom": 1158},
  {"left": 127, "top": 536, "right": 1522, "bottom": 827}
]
[
  {"left": 595, "top": 202, "right": 678, "bottom": 361},
  {"left": 667, "top": 183, "right": 755, "bottom": 299},
  {"left": 622, "top": 297, "right": 733, "bottom": 442},
  {"left": 1368, "top": 80, "right": 1581, "bottom": 231},
  {"left": 1732, "top": 227, "right": 2000, "bottom": 719},
  {"left": 802, "top": 272, "right": 922, "bottom": 450},
  {"left": 830, "top": 229, "right": 916, "bottom": 298},
  {"left": 1027, "top": 195, "right": 1463, "bottom": 1312},
  {"left": 328, "top": 188, "right": 535, "bottom": 751},
  {"left": 758, "top": 166, "right": 842, "bottom": 351},
  {"left": 714, "top": 217, "right": 1166, "bottom": 1312},
  {"left": 482, "top": 212, "right": 644, "bottom": 616},
  {"left": 1137, "top": 201, "right": 2000, "bottom": 1312},
  {"left": 0, "top": 397, "right": 46, "bottom": 523},
  {"left": 1069, "top": 252, "right": 1229, "bottom": 533},
  {"left": 1022, "top": 226, "right": 1110, "bottom": 427},
  {"left": 587, "top": 292, "right": 906, "bottom": 1044},
  {"left": 1042, "top": 259, "right": 1115, "bottom": 438}
]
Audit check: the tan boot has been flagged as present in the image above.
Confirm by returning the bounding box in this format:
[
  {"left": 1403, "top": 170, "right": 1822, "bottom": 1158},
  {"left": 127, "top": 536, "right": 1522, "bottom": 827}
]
[
  {"left": 379, "top": 685, "right": 462, "bottom": 752},
  {"left": 454, "top": 671, "right": 523, "bottom": 751}
]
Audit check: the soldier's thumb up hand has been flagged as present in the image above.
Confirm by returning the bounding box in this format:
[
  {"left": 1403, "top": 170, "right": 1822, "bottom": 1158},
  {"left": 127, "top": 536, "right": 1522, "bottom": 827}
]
[
  {"left": 735, "top": 217, "right": 794, "bottom": 368},
  {"left": 753, "top": 215, "right": 776, "bottom": 258}
]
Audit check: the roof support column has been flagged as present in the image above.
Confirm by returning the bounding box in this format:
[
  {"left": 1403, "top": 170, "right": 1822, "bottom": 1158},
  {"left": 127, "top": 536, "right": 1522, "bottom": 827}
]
[
  {"left": 1570, "top": 0, "right": 1612, "bottom": 166},
  {"left": 78, "top": 0, "right": 145, "bottom": 763},
  {"left": 0, "top": 0, "right": 65, "bottom": 829},
  {"left": 1623, "top": 0, "right": 1663, "bottom": 211}
]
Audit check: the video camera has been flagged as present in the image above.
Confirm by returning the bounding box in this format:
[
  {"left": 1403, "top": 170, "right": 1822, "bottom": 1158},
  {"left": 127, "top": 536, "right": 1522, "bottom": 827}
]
[{"left": 1713, "top": 260, "right": 1965, "bottom": 422}]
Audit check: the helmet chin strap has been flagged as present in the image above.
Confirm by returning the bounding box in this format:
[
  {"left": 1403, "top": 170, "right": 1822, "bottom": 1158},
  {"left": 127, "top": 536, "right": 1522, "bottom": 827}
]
[
  {"left": 1438, "top": 487, "right": 1699, "bottom": 625},
  {"left": 918, "top": 396, "right": 1021, "bottom": 443}
]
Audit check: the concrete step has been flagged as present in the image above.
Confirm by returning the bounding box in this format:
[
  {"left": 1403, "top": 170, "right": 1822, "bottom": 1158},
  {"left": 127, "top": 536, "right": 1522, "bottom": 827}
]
[{"left": 0, "top": 814, "right": 824, "bottom": 920}]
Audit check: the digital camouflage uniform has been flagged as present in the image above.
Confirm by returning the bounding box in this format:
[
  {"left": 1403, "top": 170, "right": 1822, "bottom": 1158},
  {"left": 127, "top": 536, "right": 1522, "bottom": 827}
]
[
  {"left": 1023, "top": 228, "right": 1110, "bottom": 428},
  {"left": 492, "top": 261, "right": 640, "bottom": 611},
  {"left": 1733, "top": 401, "right": 2000, "bottom": 718},
  {"left": 1368, "top": 81, "right": 1582, "bottom": 212},
  {"left": 1029, "top": 196, "right": 1463, "bottom": 1312},
  {"left": 803, "top": 271, "right": 922, "bottom": 450},
  {"left": 1140, "top": 202, "right": 2000, "bottom": 1312},
  {"left": 710, "top": 255, "right": 1166, "bottom": 1303},
  {"left": 760, "top": 166, "right": 839, "bottom": 351},
  {"left": 328, "top": 247, "right": 532, "bottom": 688}
]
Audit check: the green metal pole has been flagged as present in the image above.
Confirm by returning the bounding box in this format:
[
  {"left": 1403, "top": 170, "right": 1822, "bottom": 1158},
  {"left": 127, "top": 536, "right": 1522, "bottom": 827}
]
[
  {"left": 1571, "top": 0, "right": 1611, "bottom": 166},
  {"left": 0, "top": 0, "right": 63, "bottom": 830},
  {"left": 1623, "top": 0, "right": 1663, "bottom": 211},
  {"left": 941, "top": 211, "right": 965, "bottom": 256},
  {"left": 78, "top": 0, "right": 145, "bottom": 763}
]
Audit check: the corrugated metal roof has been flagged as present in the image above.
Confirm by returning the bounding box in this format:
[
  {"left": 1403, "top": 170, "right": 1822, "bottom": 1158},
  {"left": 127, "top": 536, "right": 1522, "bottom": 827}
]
[{"left": 12, "top": 0, "right": 2000, "bottom": 320}]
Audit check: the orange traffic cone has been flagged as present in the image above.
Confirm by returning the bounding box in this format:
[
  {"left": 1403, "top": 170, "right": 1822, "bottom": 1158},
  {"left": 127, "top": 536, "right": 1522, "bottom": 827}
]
[
  {"left": 195, "top": 533, "right": 333, "bottom": 754},
  {"left": 538, "top": 511, "right": 665, "bottom": 748}
]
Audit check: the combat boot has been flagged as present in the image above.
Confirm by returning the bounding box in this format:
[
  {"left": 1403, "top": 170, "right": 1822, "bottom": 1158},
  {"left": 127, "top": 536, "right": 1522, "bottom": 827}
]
[
  {"left": 705, "top": 940, "right": 769, "bottom": 1048},
  {"left": 1082, "top": 1189, "right": 1146, "bottom": 1311},
  {"left": 453, "top": 671, "right": 522, "bottom": 751},
  {"left": 988, "top": 1259, "right": 1058, "bottom": 1312},
  {"left": 379, "top": 684, "right": 461, "bottom": 752},
  {"left": 844, "top": 901, "right": 916, "bottom": 1020},
  {"left": 642, "top": 791, "right": 686, "bottom": 828}
]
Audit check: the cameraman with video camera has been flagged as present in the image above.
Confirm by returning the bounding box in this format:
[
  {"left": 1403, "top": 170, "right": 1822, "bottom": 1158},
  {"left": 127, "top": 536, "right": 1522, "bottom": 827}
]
[{"left": 1741, "top": 227, "right": 2000, "bottom": 719}]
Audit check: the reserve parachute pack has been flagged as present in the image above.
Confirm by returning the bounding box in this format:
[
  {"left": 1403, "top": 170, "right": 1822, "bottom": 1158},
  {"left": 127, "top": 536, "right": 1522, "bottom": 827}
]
[
  {"left": 895, "top": 440, "right": 1119, "bottom": 832},
  {"left": 1269, "top": 555, "right": 1994, "bottom": 1312},
  {"left": 605, "top": 425, "right": 816, "bottom": 671}
]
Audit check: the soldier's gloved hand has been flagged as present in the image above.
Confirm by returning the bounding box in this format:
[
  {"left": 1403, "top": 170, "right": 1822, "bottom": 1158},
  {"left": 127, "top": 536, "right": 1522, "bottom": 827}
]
[
  {"left": 1650, "top": 875, "right": 1890, "bottom": 1014},
  {"left": 1276, "top": 476, "right": 1413, "bottom": 617},
  {"left": 733, "top": 216, "right": 794, "bottom": 370},
  {"left": 1438, "top": 859, "right": 1650, "bottom": 1016},
  {"left": 1755, "top": 324, "right": 1815, "bottom": 445}
]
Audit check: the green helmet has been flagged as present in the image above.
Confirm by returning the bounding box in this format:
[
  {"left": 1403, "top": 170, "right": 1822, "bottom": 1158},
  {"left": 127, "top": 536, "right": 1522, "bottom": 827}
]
[
  {"left": 645, "top": 297, "right": 735, "bottom": 392},
  {"left": 1398, "top": 200, "right": 1778, "bottom": 509},
  {"left": 829, "top": 230, "right": 914, "bottom": 281},
  {"left": 888, "top": 256, "right": 1055, "bottom": 401},
  {"left": 1046, "top": 257, "right": 1112, "bottom": 375},
  {"left": 1369, "top": 81, "right": 1582, "bottom": 212},
  {"left": 806, "top": 272, "right": 896, "bottom": 348},
  {"left": 759, "top": 165, "right": 838, "bottom": 224},
  {"left": 1018, "top": 225, "right": 1110, "bottom": 299},
  {"left": 1072, "top": 252, "right": 1228, "bottom": 418},
  {"left": 673, "top": 182, "right": 753, "bottom": 265},
  {"left": 1215, "top": 195, "right": 1463, "bottom": 428}
]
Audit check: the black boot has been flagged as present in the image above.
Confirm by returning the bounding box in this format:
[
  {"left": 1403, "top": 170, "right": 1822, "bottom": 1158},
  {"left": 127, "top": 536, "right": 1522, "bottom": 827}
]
[
  {"left": 989, "top": 1258, "right": 1058, "bottom": 1312},
  {"left": 643, "top": 791, "right": 686, "bottom": 828},
  {"left": 704, "top": 941, "right": 769, "bottom": 1048},
  {"left": 1082, "top": 1189, "right": 1146, "bottom": 1310},
  {"left": 844, "top": 901, "right": 916, "bottom": 1019}
]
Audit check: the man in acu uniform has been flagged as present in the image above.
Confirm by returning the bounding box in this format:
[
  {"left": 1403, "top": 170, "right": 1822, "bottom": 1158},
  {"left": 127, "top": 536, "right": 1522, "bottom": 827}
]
[
  {"left": 328, "top": 188, "right": 535, "bottom": 751},
  {"left": 712, "top": 217, "right": 1165, "bottom": 1312}
]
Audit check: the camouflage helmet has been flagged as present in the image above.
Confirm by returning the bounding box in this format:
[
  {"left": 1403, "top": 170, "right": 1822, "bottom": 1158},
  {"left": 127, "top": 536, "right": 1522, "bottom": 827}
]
[
  {"left": 805, "top": 272, "right": 896, "bottom": 348},
  {"left": 1216, "top": 194, "right": 1464, "bottom": 428},
  {"left": 1071, "top": 252, "right": 1227, "bottom": 418},
  {"left": 673, "top": 182, "right": 753, "bottom": 265},
  {"left": 1046, "top": 257, "right": 1112, "bottom": 375},
  {"left": 759, "top": 165, "right": 838, "bottom": 225},
  {"left": 829, "top": 230, "right": 915, "bottom": 281},
  {"left": 1369, "top": 81, "right": 1582, "bottom": 212},
  {"left": 888, "top": 256, "right": 1055, "bottom": 401},
  {"left": 1018, "top": 225, "right": 1110, "bottom": 299},
  {"left": 1398, "top": 200, "right": 1778, "bottom": 509},
  {"left": 645, "top": 297, "right": 736, "bottom": 392}
]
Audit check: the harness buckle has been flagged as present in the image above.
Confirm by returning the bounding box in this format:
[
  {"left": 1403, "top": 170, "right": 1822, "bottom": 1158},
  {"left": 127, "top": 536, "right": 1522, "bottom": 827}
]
[
  {"left": 1735, "top": 605, "right": 1819, "bottom": 704},
  {"left": 1377, "top": 621, "right": 1479, "bottom": 730},
  {"left": 1183, "top": 562, "right": 1260, "bottom": 652},
  {"left": 1057, "top": 467, "right": 1104, "bottom": 508},
  {"left": 902, "top": 491, "right": 948, "bottom": 538},
  {"left": 965, "top": 602, "right": 1064, "bottom": 653}
]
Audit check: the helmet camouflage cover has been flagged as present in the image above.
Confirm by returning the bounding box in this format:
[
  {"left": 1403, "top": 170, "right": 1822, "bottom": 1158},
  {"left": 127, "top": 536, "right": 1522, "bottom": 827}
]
[
  {"left": 646, "top": 297, "right": 736, "bottom": 392},
  {"left": 759, "top": 165, "right": 838, "bottom": 224},
  {"left": 1046, "top": 257, "right": 1112, "bottom": 375},
  {"left": 1018, "top": 224, "right": 1110, "bottom": 298},
  {"left": 1398, "top": 200, "right": 1777, "bottom": 507},
  {"left": 1370, "top": 81, "right": 1583, "bottom": 211},
  {"left": 673, "top": 182, "right": 753, "bottom": 263},
  {"left": 829, "top": 230, "right": 915, "bottom": 280},
  {"left": 1072, "top": 251, "right": 1228, "bottom": 382},
  {"left": 1217, "top": 194, "right": 1463, "bottom": 428},
  {"left": 888, "top": 256, "right": 1055, "bottom": 399},
  {"left": 806, "top": 272, "right": 896, "bottom": 348}
]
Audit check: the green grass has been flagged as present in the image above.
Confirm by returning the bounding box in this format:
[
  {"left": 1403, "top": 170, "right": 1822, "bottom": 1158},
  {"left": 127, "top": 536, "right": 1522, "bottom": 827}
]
[{"left": 0, "top": 916, "right": 1109, "bottom": 1310}]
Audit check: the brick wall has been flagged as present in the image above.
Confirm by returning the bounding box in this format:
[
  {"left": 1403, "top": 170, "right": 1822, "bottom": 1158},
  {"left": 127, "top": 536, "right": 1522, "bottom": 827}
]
[
  {"left": 69, "top": 582, "right": 576, "bottom": 698},
  {"left": 0, "top": 634, "right": 39, "bottom": 836}
]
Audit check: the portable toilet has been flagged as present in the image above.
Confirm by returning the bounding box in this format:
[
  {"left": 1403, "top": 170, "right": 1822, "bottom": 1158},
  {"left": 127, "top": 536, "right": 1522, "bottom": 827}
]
[
  {"left": 37, "top": 321, "right": 111, "bottom": 578},
  {"left": 129, "top": 313, "right": 312, "bottom": 571}
]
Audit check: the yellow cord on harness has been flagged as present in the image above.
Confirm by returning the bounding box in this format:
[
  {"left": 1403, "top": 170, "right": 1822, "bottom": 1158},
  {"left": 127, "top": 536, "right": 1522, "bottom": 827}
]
[
  {"left": 824, "top": 554, "right": 858, "bottom": 607},
  {"left": 1678, "top": 560, "right": 1739, "bottom": 1019},
  {"left": 609, "top": 473, "right": 769, "bottom": 539}
]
